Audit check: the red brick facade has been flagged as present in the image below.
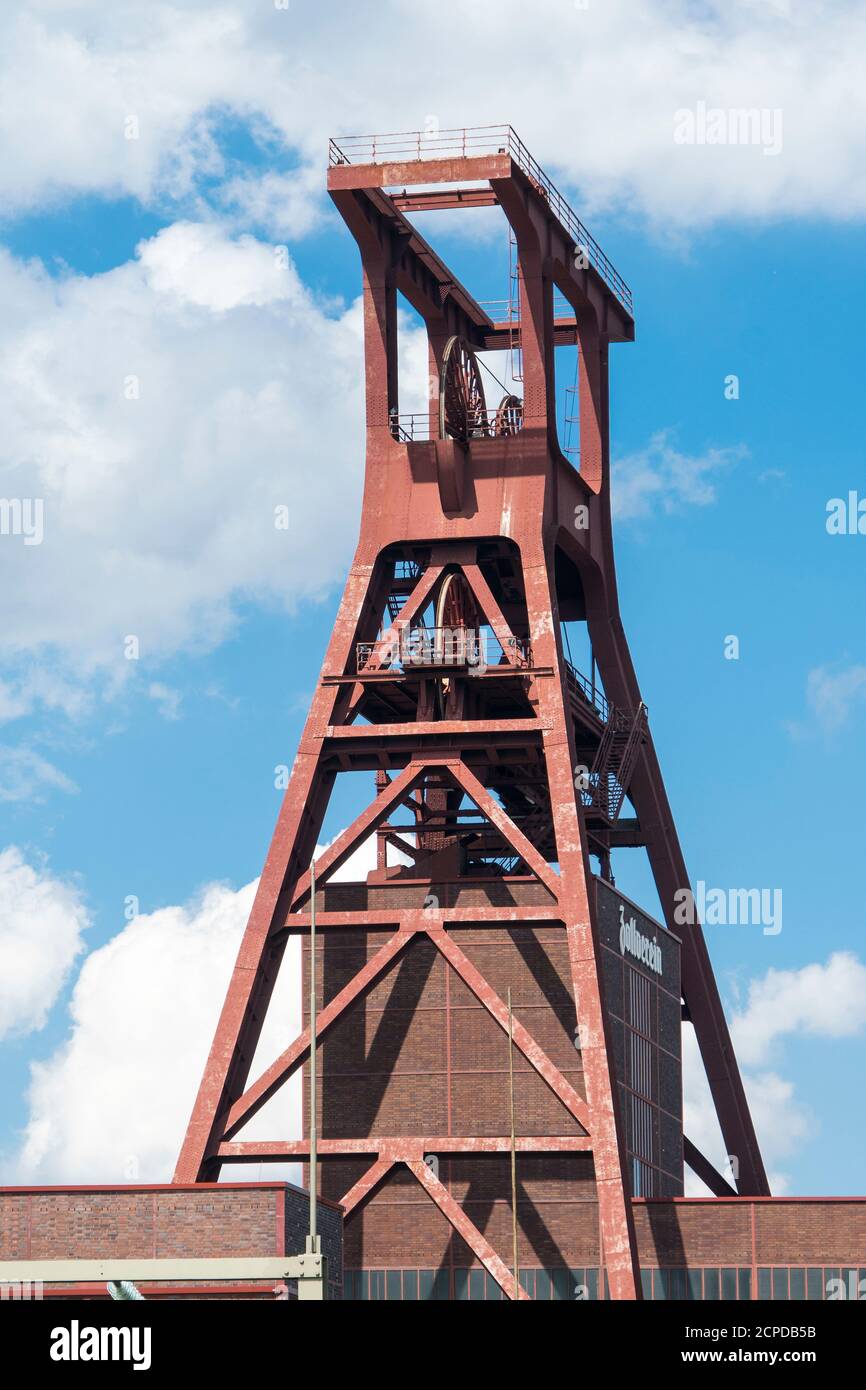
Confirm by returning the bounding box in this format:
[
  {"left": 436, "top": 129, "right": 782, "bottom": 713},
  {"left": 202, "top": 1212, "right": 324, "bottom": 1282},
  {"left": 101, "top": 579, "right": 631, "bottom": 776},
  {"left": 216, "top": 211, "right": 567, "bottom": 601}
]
[
  {"left": 636, "top": 1196, "right": 866, "bottom": 1268},
  {"left": 308, "top": 922, "right": 585, "bottom": 1190},
  {"left": 2, "top": 1185, "right": 862, "bottom": 1298},
  {"left": 0, "top": 1182, "right": 342, "bottom": 1300}
]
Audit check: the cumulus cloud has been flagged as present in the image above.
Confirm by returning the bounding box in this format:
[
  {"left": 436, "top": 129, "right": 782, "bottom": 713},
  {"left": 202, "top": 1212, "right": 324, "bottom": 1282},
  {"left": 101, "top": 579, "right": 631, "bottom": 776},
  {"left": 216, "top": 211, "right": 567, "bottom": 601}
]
[
  {"left": 684, "top": 952, "right": 866, "bottom": 1193},
  {"left": 0, "top": 847, "right": 88, "bottom": 1040},
  {"left": 137, "top": 220, "right": 307, "bottom": 310},
  {"left": 611, "top": 430, "right": 745, "bottom": 520},
  {"left": 0, "top": 224, "right": 370, "bottom": 713},
  {"left": 683, "top": 1028, "right": 808, "bottom": 1196},
  {"left": 0, "top": 217, "right": 434, "bottom": 727},
  {"left": 9, "top": 833, "right": 390, "bottom": 1184},
  {"left": 215, "top": 167, "right": 327, "bottom": 241},
  {"left": 730, "top": 951, "right": 866, "bottom": 1068},
  {"left": 12, "top": 876, "right": 273, "bottom": 1184},
  {"left": 3, "top": 3, "right": 866, "bottom": 231}
]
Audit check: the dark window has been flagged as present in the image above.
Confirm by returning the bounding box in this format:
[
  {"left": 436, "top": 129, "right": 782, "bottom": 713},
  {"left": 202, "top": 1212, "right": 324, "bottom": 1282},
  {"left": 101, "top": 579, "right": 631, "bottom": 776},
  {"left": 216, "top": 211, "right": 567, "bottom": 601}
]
[
  {"left": 386, "top": 1270, "right": 401, "bottom": 1301},
  {"left": 704, "top": 1268, "right": 720, "bottom": 1301},
  {"left": 485, "top": 1270, "right": 504, "bottom": 1301},
  {"left": 403, "top": 1270, "right": 419, "bottom": 1301},
  {"left": 806, "top": 1268, "right": 824, "bottom": 1301},
  {"left": 628, "top": 967, "right": 653, "bottom": 1038},
  {"left": 737, "top": 1268, "right": 752, "bottom": 1301},
  {"left": 772, "top": 1267, "right": 789, "bottom": 1300},
  {"left": 789, "top": 1268, "right": 805, "bottom": 1301}
]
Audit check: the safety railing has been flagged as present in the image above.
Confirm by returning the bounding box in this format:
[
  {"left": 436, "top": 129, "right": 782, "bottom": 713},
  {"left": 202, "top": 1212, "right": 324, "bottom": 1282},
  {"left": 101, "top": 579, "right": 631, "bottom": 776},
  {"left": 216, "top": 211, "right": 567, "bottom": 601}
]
[
  {"left": 329, "top": 126, "right": 514, "bottom": 167},
  {"left": 565, "top": 659, "right": 611, "bottom": 726},
  {"left": 507, "top": 128, "right": 633, "bottom": 315},
  {"left": 389, "top": 407, "right": 524, "bottom": 444},
  {"left": 328, "top": 126, "right": 633, "bottom": 316},
  {"left": 357, "top": 626, "right": 531, "bottom": 674},
  {"left": 479, "top": 292, "right": 577, "bottom": 324},
  {"left": 388, "top": 413, "right": 431, "bottom": 443},
  {"left": 580, "top": 703, "right": 647, "bottom": 822}
]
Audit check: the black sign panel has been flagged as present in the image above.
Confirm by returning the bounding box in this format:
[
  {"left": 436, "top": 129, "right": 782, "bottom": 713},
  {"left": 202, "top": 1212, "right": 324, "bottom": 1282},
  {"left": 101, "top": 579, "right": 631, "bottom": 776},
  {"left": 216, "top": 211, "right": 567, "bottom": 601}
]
[{"left": 594, "top": 878, "right": 683, "bottom": 1197}]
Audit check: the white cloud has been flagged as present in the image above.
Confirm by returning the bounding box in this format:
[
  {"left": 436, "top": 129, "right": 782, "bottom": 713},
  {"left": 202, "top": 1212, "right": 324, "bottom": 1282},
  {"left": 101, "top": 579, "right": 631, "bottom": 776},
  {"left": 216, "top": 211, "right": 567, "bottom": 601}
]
[
  {"left": 216, "top": 167, "right": 327, "bottom": 241},
  {"left": 3, "top": 3, "right": 866, "bottom": 230},
  {"left": 611, "top": 430, "right": 745, "bottom": 520},
  {"left": 0, "top": 746, "right": 78, "bottom": 802},
  {"left": 9, "top": 832, "right": 391, "bottom": 1184},
  {"left": 0, "top": 847, "right": 88, "bottom": 1040},
  {"left": 805, "top": 664, "right": 866, "bottom": 734},
  {"left": 0, "top": 217, "right": 433, "bottom": 726},
  {"left": 683, "top": 1028, "right": 809, "bottom": 1196},
  {"left": 0, "top": 224, "right": 387, "bottom": 714},
  {"left": 138, "top": 221, "right": 306, "bottom": 311},
  {"left": 730, "top": 951, "right": 866, "bottom": 1067},
  {"left": 684, "top": 951, "right": 866, "bottom": 1193},
  {"left": 0, "top": 670, "right": 92, "bottom": 726},
  {"left": 12, "top": 877, "right": 271, "bottom": 1184}
]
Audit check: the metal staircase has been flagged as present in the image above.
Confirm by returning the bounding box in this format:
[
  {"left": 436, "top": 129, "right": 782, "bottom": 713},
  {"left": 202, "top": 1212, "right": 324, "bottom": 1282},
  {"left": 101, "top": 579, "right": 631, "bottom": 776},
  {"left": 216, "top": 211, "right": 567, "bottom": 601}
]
[{"left": 586, "top": 701, "right": 647, "bottom": 823}]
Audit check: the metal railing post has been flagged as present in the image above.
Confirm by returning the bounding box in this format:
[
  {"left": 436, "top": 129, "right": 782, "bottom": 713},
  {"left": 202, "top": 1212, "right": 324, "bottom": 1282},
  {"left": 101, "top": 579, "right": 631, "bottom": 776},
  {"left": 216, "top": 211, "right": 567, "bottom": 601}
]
[
  {"left": 309, "top": 857, "right": 317, "bottom": 1247},
  {"left": 297, "top": 857, "right": 328, "bottom": 1300}
]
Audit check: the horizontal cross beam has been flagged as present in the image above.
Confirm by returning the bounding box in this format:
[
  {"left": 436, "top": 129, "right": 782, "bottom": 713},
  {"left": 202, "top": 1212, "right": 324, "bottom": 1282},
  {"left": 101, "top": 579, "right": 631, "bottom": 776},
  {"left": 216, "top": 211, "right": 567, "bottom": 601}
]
[{"left": 218, "top": 1135, "right": 592, "bottom": 1161}]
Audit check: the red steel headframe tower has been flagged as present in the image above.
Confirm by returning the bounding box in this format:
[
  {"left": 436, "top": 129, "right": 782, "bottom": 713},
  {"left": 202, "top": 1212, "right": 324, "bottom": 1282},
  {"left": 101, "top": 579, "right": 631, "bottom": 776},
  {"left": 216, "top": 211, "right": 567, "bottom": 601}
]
[{"left": 176, "top": 127, "right": 768, "bottom": 1300}]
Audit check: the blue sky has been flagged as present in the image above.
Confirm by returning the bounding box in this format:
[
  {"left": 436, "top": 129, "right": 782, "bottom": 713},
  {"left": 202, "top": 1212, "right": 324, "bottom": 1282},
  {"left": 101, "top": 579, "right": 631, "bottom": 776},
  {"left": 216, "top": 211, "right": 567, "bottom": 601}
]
[{"left": 0, "top": 1, "right": 865, "bottom": 1197}]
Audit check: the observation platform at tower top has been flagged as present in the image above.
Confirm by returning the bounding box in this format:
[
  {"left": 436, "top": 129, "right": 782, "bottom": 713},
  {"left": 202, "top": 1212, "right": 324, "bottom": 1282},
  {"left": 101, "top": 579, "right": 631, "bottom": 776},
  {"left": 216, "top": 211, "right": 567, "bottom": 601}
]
[{"left": 327, "top": 124, "right": 634, "bottom": 343}]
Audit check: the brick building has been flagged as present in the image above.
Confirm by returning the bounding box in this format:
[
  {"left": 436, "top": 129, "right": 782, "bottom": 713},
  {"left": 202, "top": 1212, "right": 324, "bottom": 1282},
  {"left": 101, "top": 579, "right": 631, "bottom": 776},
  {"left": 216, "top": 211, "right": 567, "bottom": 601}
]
[
  {"left": 301, "top": 878, "right": 864, "bottom": 1301},
  {"left": 0, "top": 1182, "right": 342, "bottom": 1300},
  {"left": 2, "top": 1184, "right": 863, "bottom": 1301},
  {"left": 343, "top": 1198, "right": 866, "bottom": 1300}
]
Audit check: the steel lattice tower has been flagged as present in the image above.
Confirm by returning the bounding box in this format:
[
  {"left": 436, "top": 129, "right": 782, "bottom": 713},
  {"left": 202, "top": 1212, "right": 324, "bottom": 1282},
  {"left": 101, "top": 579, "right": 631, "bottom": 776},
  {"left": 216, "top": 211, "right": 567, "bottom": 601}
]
[{"left": 176, "top": 127, "right": 768, "bottom": 1300}]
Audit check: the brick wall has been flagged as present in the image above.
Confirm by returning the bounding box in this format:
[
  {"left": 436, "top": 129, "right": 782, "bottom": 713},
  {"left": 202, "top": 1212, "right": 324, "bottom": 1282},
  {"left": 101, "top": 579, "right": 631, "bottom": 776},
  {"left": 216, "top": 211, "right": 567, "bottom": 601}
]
[
  {"left": 343, "top": 1193, "right": 866, "bottom": 1285},
  {"left": 307, "top": 923, "right": 585, "bottom": 1169},
  {"left": 0, "top": 1183, "right": 343, "bottom": 1300},
  {"left": 343, "top": 1155, "right": 600, "bottom": 1269},
  {"left": 635, "top": 1197, "right": 866, "bottom": 1268},
  {"left": 304, "top": 915, "right": 610, "bottom": 1269},
  {"left": 9, "top": 1185, "right": 860, "bottom": 1298}
]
